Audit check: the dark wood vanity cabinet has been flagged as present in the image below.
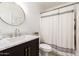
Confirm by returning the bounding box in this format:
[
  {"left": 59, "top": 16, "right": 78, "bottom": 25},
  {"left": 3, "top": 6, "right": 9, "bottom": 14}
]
[{"left": 0, "top": 38, "right": 39, "bottom": 56}]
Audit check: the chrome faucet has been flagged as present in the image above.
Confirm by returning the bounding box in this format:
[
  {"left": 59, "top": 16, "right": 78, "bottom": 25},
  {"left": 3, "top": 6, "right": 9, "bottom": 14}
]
[{"left": 14, "top": 28, "right": 20, "bottom": 37}]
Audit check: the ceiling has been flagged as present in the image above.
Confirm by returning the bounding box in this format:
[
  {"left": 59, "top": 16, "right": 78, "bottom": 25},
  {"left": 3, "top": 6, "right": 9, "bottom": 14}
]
[{"left": 36, "top": 2, "right": 68, "bottom": 12}]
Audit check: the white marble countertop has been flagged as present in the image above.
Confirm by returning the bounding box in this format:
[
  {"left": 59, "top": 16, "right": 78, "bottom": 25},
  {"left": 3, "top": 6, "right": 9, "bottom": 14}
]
[{"left": 0, "top": 35, "right": 39, "bottom": 51}]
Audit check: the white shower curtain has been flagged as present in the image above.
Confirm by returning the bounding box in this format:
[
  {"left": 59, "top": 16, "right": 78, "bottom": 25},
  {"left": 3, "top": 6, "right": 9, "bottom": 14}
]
[
  {"left": 40, "top": 10, "right": 59, "bottom": 44},
  {"left": 40, "top": 14, "right": 58, "bottom": 45},
  {"left": 40, "top": 6, "right": 75, "bottom": 55},
  {"left": 40, "top": 16, "right": 53, "bottom": 44},
  {"left": 41, "top": 12, "right": 74, "bottom": 47},
  {"left": 58, "top": 12, "right": 74, "bottom": 49}
]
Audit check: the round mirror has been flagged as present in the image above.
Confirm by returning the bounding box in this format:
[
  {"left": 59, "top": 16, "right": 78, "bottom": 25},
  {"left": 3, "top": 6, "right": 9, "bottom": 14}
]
[{"left": 0, "top": 2, "right": 25, "bottom": 26}]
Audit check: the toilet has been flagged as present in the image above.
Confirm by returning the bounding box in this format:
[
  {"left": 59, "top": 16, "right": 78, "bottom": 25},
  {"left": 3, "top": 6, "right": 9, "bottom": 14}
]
[{"left": 39, "top": 43, "right": 52, "bottom": 56}]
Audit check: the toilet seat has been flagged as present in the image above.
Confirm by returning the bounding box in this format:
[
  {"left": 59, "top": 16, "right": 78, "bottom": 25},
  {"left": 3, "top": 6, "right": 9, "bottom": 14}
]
[{"left": 40, "top": 43, "right": 52, "bottom": 52}]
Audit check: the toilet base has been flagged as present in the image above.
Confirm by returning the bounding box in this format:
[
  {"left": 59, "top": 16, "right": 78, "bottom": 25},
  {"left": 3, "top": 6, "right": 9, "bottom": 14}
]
[{"left": 39, "top": 50, "right": 50, "bottom": 56}]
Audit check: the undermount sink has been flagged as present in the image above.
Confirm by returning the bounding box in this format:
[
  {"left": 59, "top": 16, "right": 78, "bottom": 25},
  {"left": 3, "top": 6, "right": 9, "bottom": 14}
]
[
  {"left": 6, "top": 35, "right": 26, "bottom": 42},
  {"left": 0, "top": 39, "right": 10, "bottom": 48}
]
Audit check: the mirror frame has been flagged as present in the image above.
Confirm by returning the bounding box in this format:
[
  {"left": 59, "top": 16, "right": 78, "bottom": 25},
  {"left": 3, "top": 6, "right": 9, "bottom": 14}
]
[{"left": 0, "top": 3, "right": 26, "bottom": 26}]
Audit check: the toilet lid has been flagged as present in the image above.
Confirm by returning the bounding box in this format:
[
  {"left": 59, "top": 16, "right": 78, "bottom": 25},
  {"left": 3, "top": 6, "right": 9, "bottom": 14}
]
[{"left": 40, "top": 43, "right": 52, "bottom": 50}]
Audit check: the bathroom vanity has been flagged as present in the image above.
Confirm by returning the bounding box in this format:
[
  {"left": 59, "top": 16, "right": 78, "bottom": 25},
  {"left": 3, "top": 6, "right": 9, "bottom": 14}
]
[{"left": 0, "top": 35, "right": 39, "bottom": 56}]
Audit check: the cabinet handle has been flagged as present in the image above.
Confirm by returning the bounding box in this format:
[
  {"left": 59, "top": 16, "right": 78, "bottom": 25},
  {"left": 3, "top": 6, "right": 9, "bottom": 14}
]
[
  {"left": 25, "top": 48, "right": 27, "bottom": 56},
  {"left": 25, "top": 47, "right": 30, "bottom": 56},
  {"left": 28, "top": 47, "right": 30, "bottom": 56}
]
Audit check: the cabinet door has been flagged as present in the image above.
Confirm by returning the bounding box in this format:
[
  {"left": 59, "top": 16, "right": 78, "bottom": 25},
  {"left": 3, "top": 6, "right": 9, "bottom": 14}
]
[
  {"left": 11, "top": 45, "right": 25, "bottom": 56},
  {"left": 30, "top": 39, "right": 39, "bottom": 56},
  {"left": 0, "top": 44, "right": 25, "bottom": 56},
  {"left": 25, "top": 38, "right": 39, "bottom": 56}
]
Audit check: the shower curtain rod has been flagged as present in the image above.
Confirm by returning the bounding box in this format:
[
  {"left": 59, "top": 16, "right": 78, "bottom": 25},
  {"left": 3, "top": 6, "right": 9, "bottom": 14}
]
[
  {"left": 41, "top": 10, "right": 74, "bottom": 18},
  {"left": 74, "top": 7, "right": 77, "bottom": 51},
  {"left": 40, "top": 2, "right": 79, "bottom": 14}
]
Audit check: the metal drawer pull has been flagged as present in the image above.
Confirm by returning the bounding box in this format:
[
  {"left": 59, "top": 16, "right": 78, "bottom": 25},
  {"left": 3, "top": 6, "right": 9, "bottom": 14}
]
[
  {"left": 28, "top": 47, "right": 30, "bottom": 56},
  {"left": 25, "top": 49, "right": 27, "bottom": 56}
]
